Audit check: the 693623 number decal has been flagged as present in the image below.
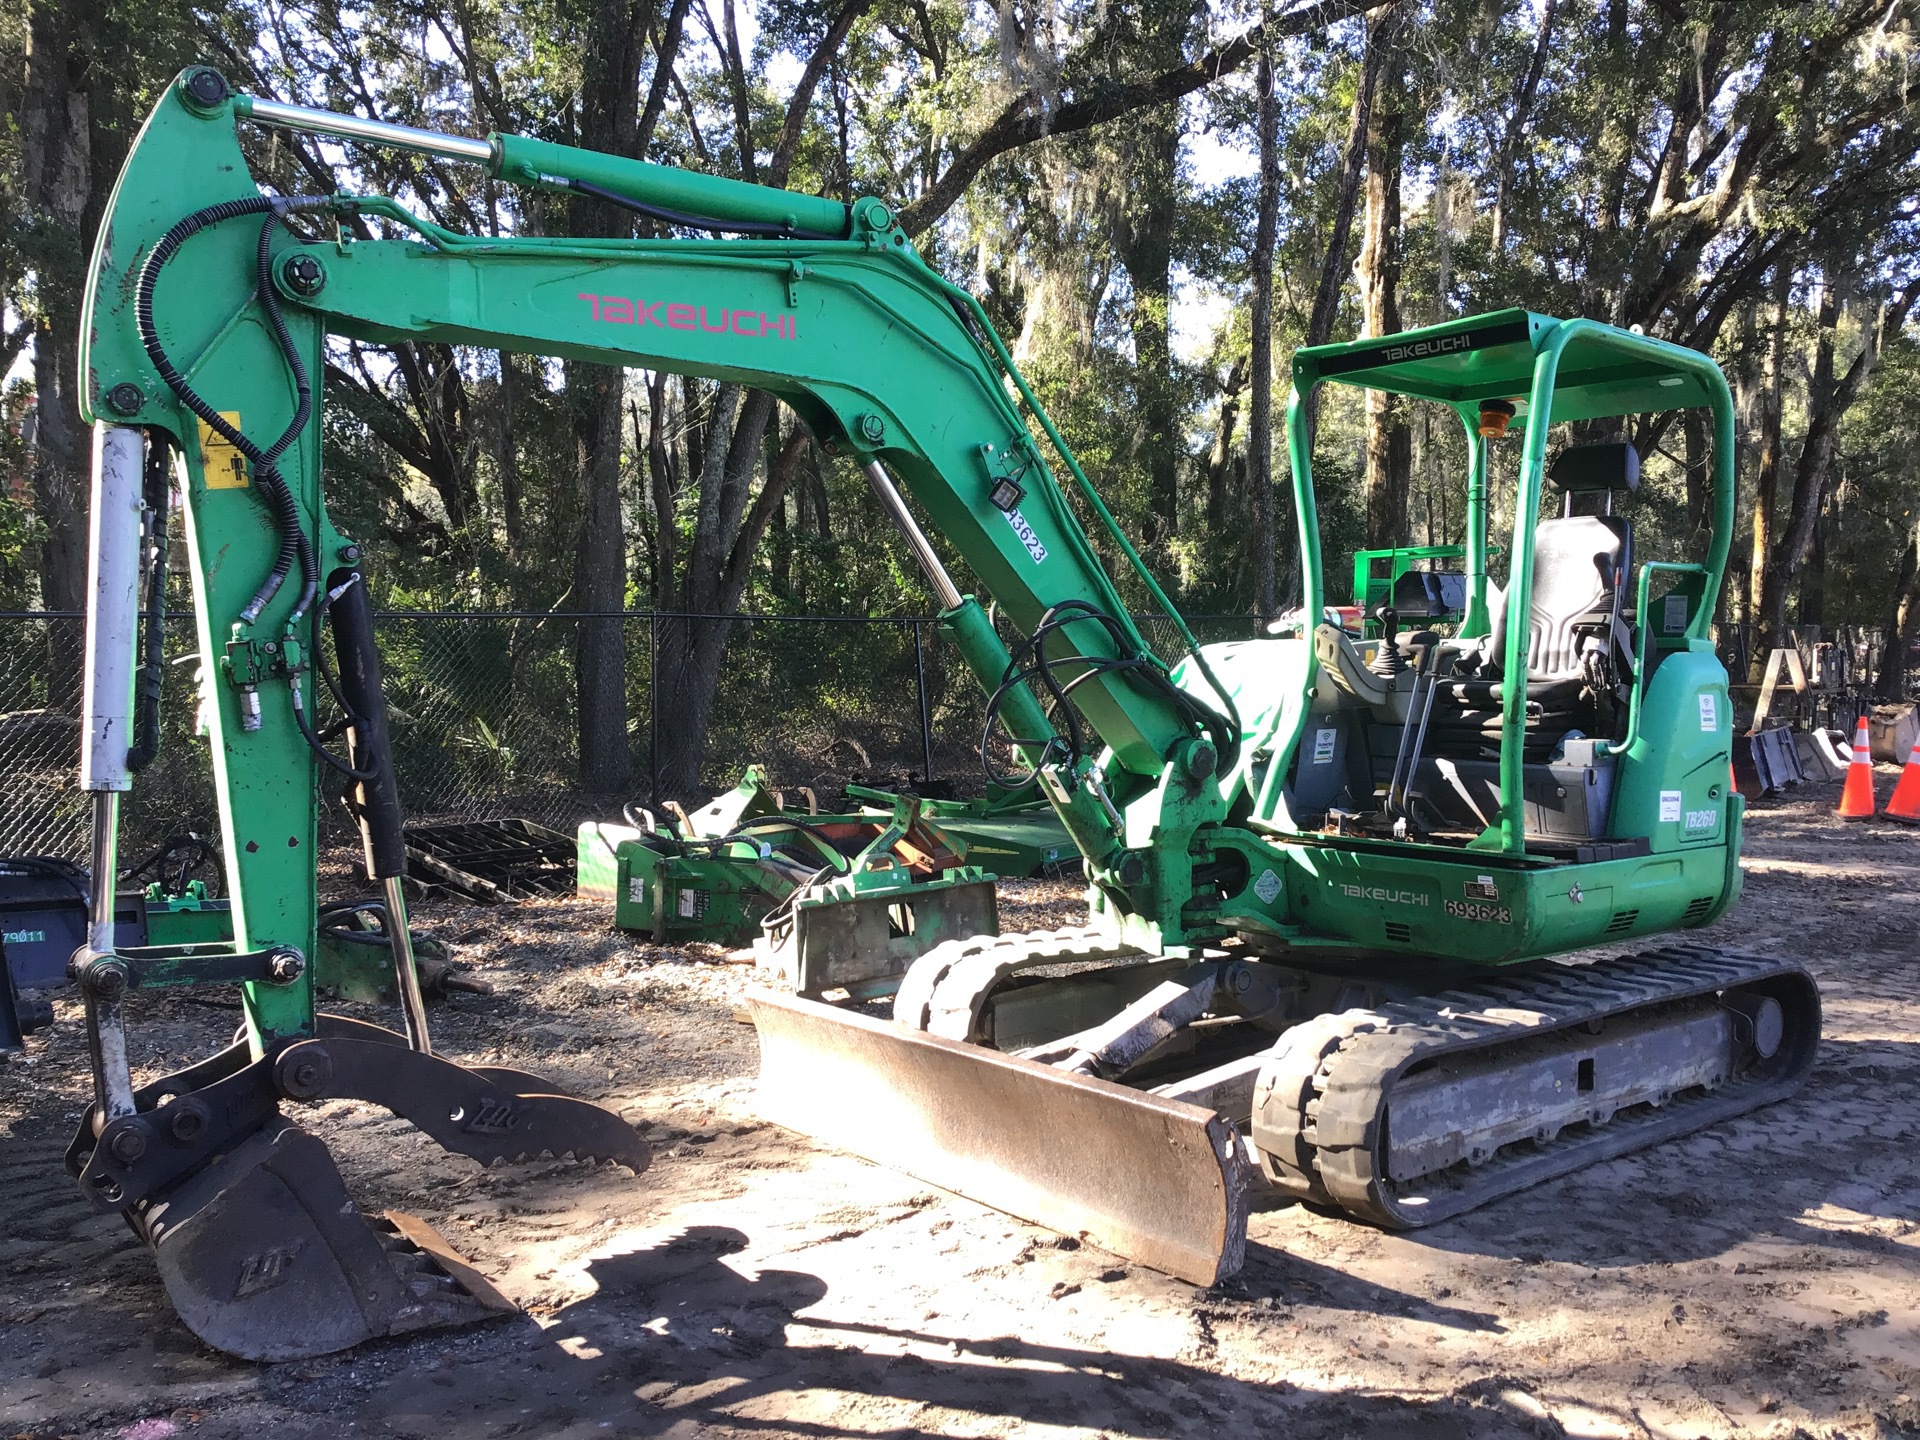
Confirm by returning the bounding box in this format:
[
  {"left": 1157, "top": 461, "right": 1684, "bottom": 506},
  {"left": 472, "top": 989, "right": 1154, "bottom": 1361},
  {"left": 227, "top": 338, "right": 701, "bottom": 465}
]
[{"left": 1444, "top": 899, "right": 1512, "bottom": 925}]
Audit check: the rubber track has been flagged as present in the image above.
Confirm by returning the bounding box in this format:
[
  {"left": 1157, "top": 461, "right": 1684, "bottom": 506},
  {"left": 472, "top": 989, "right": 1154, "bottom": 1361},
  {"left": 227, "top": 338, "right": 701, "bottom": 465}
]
[
  {"left": 1254, "top": 945, "right": 1820, "bottom": 1229},
  {"left": 893, "top": 927, "right": 1144, "bottom": 1042}
]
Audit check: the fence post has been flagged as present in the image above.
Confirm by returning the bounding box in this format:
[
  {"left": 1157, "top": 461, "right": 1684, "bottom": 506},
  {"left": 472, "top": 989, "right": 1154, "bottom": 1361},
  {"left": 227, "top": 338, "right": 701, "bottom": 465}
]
[
  {"left": 648, "top": 611, "right": 660, "bottom": 804},
  {"left": 912, "top": 619, "right": 934, "bottom": 784}
]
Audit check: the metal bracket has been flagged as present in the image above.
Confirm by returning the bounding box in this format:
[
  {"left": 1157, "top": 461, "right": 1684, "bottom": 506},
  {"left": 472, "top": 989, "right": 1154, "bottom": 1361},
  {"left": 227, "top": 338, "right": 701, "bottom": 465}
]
[
  {"left": 66, "top": 1040, "right": 278, "bottom": 1213},
  {"left": 71, "top": 943, "right": 304, "bottom": 991}
]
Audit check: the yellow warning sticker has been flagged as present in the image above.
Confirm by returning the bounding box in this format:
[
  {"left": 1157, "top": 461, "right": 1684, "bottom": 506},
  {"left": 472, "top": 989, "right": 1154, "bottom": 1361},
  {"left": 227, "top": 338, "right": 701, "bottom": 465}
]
[{"left": 197, "top": 413, "right": 249, "bottom": 489}]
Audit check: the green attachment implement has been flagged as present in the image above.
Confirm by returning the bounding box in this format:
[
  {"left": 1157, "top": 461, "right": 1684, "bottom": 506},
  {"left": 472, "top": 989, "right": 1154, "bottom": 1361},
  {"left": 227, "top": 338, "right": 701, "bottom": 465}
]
[{"left": 580, "top": 768, "right": 998, "bottom": 1001}]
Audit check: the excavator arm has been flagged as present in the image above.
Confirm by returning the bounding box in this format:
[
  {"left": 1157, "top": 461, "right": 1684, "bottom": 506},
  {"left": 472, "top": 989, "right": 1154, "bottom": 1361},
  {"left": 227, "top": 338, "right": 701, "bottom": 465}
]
[{"left": 83, "top": 71, "right": 1264, "bottom": 955}]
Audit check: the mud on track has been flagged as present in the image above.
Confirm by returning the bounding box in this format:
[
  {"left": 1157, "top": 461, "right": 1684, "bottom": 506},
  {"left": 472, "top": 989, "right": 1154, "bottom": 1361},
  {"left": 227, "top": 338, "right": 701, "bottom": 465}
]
[{"left": 4, "top": 787, "right": 1919, "bottom": 1440}]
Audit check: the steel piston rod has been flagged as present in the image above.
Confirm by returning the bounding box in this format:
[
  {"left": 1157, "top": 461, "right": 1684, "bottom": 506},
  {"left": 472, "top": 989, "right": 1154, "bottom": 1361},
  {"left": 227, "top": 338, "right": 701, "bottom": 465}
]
[
  {"left": 239, "top": 96, "right": 495, "bottom": 164},
  {"left": 863, "top": 462, "right": 963, "bottom": 611},
  {"left": 235, "top": 90, "right": 853, "bottom": 238},
  {"left": 79, "top": 423, "right": 146, "bottom": 1121}
]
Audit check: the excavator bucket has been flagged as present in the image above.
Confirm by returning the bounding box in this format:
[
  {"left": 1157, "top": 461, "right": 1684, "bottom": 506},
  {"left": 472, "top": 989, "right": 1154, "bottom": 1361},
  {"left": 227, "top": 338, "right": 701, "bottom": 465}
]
[
  {"left": 134, "top": 1116, "right": 514, "bottom": 1361},
  {"left": 64, "top": 1016, "right": 649, "bottom": 1361},
  {"left": 748, "top": 989, "right": 1249, "bottom": 1285}
]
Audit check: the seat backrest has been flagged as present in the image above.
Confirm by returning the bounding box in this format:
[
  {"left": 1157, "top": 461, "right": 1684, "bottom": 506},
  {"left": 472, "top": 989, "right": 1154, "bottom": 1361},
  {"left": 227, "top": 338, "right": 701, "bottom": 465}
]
[
  {"left": 1479, "top": 442, "right": 1639, "bottom": 682},
  {"left": 1522, "top": 515, "right": 1631, "bottom": 678}
]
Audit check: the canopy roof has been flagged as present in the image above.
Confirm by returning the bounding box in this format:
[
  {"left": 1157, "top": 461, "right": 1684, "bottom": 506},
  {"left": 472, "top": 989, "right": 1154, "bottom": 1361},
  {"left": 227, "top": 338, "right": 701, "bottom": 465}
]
[{"left": 1291, "top": 308, "right": 1719, "bottom": 423}]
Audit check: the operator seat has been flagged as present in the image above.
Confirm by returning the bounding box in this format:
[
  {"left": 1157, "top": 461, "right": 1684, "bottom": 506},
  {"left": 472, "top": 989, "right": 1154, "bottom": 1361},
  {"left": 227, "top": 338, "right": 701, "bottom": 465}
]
[{"left": 1431, "top": 442, "right": 1639, "bottom": 750}]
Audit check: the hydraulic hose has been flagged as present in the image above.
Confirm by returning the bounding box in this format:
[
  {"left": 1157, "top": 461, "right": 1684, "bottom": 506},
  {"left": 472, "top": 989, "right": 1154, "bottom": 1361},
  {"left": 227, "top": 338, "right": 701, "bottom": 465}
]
[
  {"left": 979, "top": 600, "right": 1236, "bottom": 790},
  {"left": 125, "top": 435, "right": 173, "bottom": 772},
  {"left": 326, "top": 565, "right": 407, "bottom": 877},
  {"left": 133, "top": 194, "right": 328, "bottom": 626}
]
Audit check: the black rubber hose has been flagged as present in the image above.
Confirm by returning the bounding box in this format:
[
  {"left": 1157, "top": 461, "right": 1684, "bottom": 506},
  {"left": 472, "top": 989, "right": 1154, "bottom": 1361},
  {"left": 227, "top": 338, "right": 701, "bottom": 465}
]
[
  {"left": 326, "top": 565, "right": 407, "bottom": 876},
  {"left": 133, "top": 194, "right": 328, "bottom": 625},
  {"left": 125, "top": 434, "right": 173, "bottom": 772},
  {"left": 252, "top": 213, "right": 319, "bottom": 626},
  {"left": 291, "top": 573, "right": 378, "bottom": 782},
  {"left": 976, "top": 599, "right": 1238, "bottom": 790}
]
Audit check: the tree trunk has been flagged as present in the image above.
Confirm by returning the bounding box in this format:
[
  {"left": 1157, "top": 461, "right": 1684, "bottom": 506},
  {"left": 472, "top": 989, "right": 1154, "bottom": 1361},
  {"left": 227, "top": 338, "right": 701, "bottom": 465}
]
[
  {"left": 1876, "top": 528, "right": 1920, "bottom": 703},
  {"left": 1745, "top": 270, "right": 1790, "bottom": 678},
  {"left": 1761, "top": 280, "right": 1834, "bottom": 644},
  {"left": 21, "top": 0, "right": 104, "bottom": 707},
  {"left": 1114, "top": 108, "right": 1181, "bottom": 539},
  {"left": 1249, "top": 45, "right": 1282, "bottom": 619},
  {"left": 646, "top": 372, "right": 677, "bottom": 609},
  {"left": 1301, "top": 0, "right": 1401, "bottom": 449},
  {"left": 1681, "top": 406, "right": 1709, "bottom": 546},
  {"left": 566, "top": 0, "right": 651, "bottom": 791},
  {"left": 1585, "top": 0, "right": 1634, "bottom": 321},
  {"left": 1359, "top": 54, "right": 1408, "bottom": 551},
  {"left": 497, "top": 352, "right": 524, "bottom": 560},
  {"left": 652, "top": 403, "right": 805, "bottom": 798},
  {"left": 642, "top": 5, "right": 863, "bottom": 797},
  {"left": 1769, "top": 287, "right": 1916, "bottom": 639},
  {"left": 1801, "top": 505, "right": 1825, "bottom": 632},
  {"left": 1204, "top": 355, "right": 1248, "bottom": 537},
  {"left": 1490, "top": 0, "right": 1557, "bottom": 254},
  {"left": 651, "top": 614, "right": 729, "bottom": 800},
  {"left": 569, "top": 361, "right": 633, "bottom": 791}
]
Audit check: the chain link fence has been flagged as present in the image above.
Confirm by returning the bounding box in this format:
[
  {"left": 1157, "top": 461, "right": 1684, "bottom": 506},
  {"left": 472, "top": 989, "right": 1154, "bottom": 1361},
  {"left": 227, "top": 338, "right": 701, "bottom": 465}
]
[{"left": 0, "top": 608, "right": 1262, "bottom": 867}]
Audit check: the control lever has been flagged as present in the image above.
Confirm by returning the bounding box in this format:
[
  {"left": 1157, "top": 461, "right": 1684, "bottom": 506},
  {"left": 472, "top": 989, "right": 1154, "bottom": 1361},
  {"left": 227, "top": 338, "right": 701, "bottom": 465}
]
[
  {"left": 1366, "top": 606, "right": 1406, "bottom": 678},
  {"left": 1385, "top": 630, "right": 1443, "bottom": 836}
]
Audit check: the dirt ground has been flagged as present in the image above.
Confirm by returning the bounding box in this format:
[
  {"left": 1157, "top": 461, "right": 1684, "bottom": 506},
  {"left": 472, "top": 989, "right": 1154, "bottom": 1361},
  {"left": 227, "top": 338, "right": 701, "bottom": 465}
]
[{"left": 4, "top": 782, "right": 1919, "bottom": 1440}]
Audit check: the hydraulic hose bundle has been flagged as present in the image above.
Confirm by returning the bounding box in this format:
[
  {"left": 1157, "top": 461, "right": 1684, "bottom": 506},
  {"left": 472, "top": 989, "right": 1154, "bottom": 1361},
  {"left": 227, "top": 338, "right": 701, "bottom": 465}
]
[
  {"left": 124, "top": 434, "right": 174, "bottom": 772},
  {"left": 980, "top": 600, "right": 1239, "bottom": 789},
  {"left": 133, "top": 192, "right": 388, "bottom": 791},
  {"left": 134, "top": 194, "right": 329, "bottom": 626}
]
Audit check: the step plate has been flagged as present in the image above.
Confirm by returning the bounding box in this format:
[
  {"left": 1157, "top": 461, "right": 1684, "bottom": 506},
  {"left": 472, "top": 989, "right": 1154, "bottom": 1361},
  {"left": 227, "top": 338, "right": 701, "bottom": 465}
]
[{"left": 749, "top": 988, "right": 1249, "bottom": 1285}]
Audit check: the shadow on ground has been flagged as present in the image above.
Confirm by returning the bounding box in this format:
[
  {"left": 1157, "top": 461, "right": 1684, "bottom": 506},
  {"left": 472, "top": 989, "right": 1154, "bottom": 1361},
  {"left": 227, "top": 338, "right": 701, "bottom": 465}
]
[{"left": 302, "top": 1224, "right": 1566, "bottom": 1440}]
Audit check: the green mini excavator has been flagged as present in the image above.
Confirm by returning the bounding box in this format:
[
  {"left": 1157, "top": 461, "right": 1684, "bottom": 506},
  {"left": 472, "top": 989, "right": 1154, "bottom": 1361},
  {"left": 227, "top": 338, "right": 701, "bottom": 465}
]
[{"left": 67, "top": 71, "right": 1816, "bottom": 1353}]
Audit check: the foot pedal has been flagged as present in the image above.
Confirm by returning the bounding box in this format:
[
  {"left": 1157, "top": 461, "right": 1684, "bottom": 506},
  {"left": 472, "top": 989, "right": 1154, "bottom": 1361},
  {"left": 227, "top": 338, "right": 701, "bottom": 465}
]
[{"left": 137, "top": 1116, "right": 515, "bottom": 1361}]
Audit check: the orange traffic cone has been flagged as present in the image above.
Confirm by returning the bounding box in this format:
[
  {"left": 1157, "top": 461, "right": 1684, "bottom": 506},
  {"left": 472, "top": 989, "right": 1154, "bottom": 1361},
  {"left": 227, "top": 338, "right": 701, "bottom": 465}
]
[
  {"left": 1884, "top": 733, "right": 1920, "bottom": 825},
  {"left": 1838, "top": 716, "right": 1877, "bottom": 821}
]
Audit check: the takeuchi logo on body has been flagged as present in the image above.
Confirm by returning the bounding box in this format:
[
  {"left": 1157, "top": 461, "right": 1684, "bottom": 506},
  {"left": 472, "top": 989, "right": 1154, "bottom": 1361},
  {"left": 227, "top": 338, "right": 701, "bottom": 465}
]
[{"left": 578, "top": 293, "right": 797, "bottom": 339}]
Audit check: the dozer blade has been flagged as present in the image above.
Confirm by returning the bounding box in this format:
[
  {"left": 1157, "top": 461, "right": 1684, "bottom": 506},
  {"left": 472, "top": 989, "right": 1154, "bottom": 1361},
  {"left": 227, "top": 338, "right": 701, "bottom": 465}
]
[
  {"left": 134, "top": 1116, "right": 514, "bottom": 1362},
  {"left": 748, "top": 988, "right": 1249, "bottom": 1285}
]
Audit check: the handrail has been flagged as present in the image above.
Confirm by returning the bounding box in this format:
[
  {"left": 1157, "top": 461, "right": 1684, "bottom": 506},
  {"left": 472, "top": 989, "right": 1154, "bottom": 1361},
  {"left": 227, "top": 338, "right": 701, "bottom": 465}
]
[{"left": 1601, "top": 560, "right": 1709, "bottom": 759}]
